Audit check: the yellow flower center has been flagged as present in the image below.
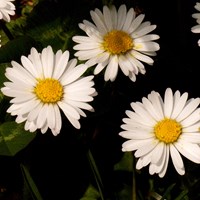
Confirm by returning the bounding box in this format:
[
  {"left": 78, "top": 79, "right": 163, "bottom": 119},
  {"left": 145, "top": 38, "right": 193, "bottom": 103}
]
[
  {"left": 103, "top": 30, "right": 133, "bottom": 55},
  {"left": 154, "top": 118, "right": 182, "bottom": 144},
  {"left": 34, "top": 78, "right": 63, "bottom": 103}
]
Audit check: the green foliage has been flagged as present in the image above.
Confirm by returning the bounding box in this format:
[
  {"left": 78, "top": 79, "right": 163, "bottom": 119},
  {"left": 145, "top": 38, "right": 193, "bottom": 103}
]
[
  {"left": 21, "top": 164, "right": 43, "bottom": 200},
  {"left": 0, "top": 121, "right": 36, "bottom": 156},
  {"left": 0, "top": 36, "right": 39, "bottom": 63},
  {"left": 80, "top": 184, "right": 100, "bottom": 200},
  {"left": 114, "top": 151, "right": 133, "bottom": 172}
]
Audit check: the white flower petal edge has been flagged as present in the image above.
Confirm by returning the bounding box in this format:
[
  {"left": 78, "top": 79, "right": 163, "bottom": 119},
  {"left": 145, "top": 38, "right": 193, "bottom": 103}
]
[
  {"left": 119, "top": 88, "right": 200, "bottom": 177},
  {"left": 1, "top": 45, "right": 97, "bottom": 136},
  {"left": 0, "top": 0, "right": 15, "bottom": 22},
  {"left": 191, "top": 2, "right": 200, "bottom": 46},
  {"left": 72, "top": 4, "right": 160, "bottom": 82}
]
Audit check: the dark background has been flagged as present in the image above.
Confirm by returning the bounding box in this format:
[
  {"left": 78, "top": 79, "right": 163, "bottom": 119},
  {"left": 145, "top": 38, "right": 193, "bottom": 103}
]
[{"left": 1, "top": 0, "right": 200, "bottom": 199}]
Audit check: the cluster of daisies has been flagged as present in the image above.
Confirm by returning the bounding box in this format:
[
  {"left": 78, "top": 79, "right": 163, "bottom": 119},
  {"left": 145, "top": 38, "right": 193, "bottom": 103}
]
[{"left": 1, "top": 0, "right": 200, "bottom": 178}]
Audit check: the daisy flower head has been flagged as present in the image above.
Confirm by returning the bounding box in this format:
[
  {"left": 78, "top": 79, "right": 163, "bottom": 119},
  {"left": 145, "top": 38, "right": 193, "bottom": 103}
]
[
  {"left": 191, "top": 2, "right": 200, "bottom": 46},
  {"left": 119, "top": 88, "right": 200, "bottom": 177},
  {"left": 1, "top": 46, "right": 97, "bottom": 136},
  {"left": 72, "top": 4, "right": 160, "bottom": 82},
  {"left": 0, "top": 0, "right": 16, "bottom": 22}
]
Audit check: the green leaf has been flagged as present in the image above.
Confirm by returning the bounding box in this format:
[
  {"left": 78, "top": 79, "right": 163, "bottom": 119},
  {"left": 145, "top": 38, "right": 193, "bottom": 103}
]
[
  {"left": 0, "top": 121, "right": 36, "bottom": 156},
  {"left": 114, "top": 152, "right": 133, "bottom": 172},
  {"left": 80, "top": 184, "right": 100, "bottom": 200},
  {"left": 0, "top": 36, "right": 39, "bottom": 63},
  {"left": 87, "top": 149, "right": 105, "bottom": 200},
  {"left": 161, "top": 183, "right": 176, "bottom": 200},
  {"left": 116, "top": 184, "right": 132, "bottom": 200},
  {"left": 0, "top": 63, "right": 9, "bottom": 102},
  {"left": 21, "top": 164, "right": 43, "bottom": 200}
]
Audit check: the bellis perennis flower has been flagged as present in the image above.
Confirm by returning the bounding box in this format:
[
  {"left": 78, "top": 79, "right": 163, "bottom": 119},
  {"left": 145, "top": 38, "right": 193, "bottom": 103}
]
[
  {"left": 1, "top": 46, "right": 97, "bottom": 136},
  {"left": 119, "top": 88, "right": 200, "bottom": 177},
  {"left": 0, "top": 0, "right": 15, "bottom": 22},
  {"left": 191, "top": 2, "right": 200, "bottom": 46},
  {"left": 72, "top": 4, "right": 160, "bottom": 82}
]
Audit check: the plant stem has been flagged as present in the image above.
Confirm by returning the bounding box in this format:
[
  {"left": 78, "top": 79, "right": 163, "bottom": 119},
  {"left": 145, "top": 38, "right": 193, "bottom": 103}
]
[
  {"left": 0, "top": 21, "right": 14, "bottom": 40},
  {"left": 132, "top": 155, "right": 137, "bottom": 200},
  {"left": 87, "top": 148, "right": 105, "bottom": 200}
]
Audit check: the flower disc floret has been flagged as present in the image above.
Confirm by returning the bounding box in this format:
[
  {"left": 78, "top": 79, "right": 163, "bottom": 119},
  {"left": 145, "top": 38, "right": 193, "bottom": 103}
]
[
  {"left": 154, "top": 118, "right": 182, "bottom": 144},
  {"left": 34, "top": 78, "right": 63, "bottom": 103},
  {"left": 103, "top": 30, "right": 133, "bottom": 54}
]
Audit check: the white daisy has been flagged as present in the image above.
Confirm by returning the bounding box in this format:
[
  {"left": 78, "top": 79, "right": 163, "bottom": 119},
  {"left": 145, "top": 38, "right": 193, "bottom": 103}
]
[
  {"left": 72, "top": 4, "right": 160, "bottom": 82},
  {"left": 1, "top": 46, "right": 97, "bottom": 136},
  {"left": 119, "top": 88, "right": 200, "bottom": 177},
  {"left": 191, "top": 2, "right": 200, "bottom": 46},
  {"left": 0, "top": 0, "right": 15, "bottom": 22}
]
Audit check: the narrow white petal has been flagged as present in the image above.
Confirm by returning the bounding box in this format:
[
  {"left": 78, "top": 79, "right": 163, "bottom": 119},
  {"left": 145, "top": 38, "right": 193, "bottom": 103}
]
[
  {"left": 164, "top": 88, "right": 174, "bottom": 118},
  {"left": 53, "top": 50, "right": 69, "bottom": 79},
  {"left": 122, "top": 138, "right": 153, "bottom": 152},
  {"left": 117, "top": 4, "right": 127, "bottom": 30},
  {"left": 130, "top": 102, "right": 156, "bottom": 126},
  {"left": 21, "top": 56, "right": 38, "bottom": 78},
  {"left": 134, "top": 140, "right": 158, "bottom": 157},
  {"left": 122, "top": 8, "right": 134, "bottom": 32},
  {"left": 103, "top": 5, "right": 113, "bottom": 31},
  {"left": 54, "top": 104, "right": 62, "bottom": 133},
  {"left": 129, "top": 14, "right": 145, "bottom": 33},
  {"left": 176, "top": 98, "right": 200, "bottom": 122},
  {"left": 132, "top": 25, "right": 157, "bottom": 38},
  {"left": 42, "top": 46, "right": 54, "bottom": 78},
  {"left": 47, "top": 104, "right": 56, "bottom": 129},
  {"left": 28, "top": 47, "right": 43, "bottom": 77},
  {"left": 142, "top": 97, "right": 161, "bottom": 121},
  {"left": 175, "top": 142, "right": 200, "bottom": 163},
  {"left": 171, "top": 92, "right": 188, "bottom": 119},
  {"left": 58, "top": 101, "right": 80, "bottom": 119},
  {"left": 61, "top": 64, "right": 88, "bottom": 85},
  {"left": 170, "top": 144, "right": 185, "bottom": 175},
  {"left": 151, "top": 142, "right": 165, "bottom": 164},
  {"left": 181, "top": 108, "right": 200, "bottom": 127},
  {"left": 36, "top": 104, "right": 48, "bottom": 128},
  {"left": 104, "top": 56, "right": 119, "bottom": 81},
  {"left": 90, "top": 10, "right": 107, "bottom": 34},
  {"left": 119, "top": 130, "right": 154, "bottom": 140},
  {"left": 158, "top": 145, "right": 169, "bottom": 177},
  {"left": 148, "top": 91, "right": 164, "bottom": 120}
]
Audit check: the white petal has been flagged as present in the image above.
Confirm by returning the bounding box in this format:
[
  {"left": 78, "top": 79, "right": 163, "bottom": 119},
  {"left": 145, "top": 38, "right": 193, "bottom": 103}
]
[
  {"left": 171, "top": 92, "right": 188, "bottom": 119},
  {"left": 134, "top": 139, "right": 158, "bottom": 157},
  {"left": 53, "top": 50, "right": 69, "bottom": 79},
  {"left": 175, "top": 142, "right": 200, "bottom": 163},
  {"left": 170, "top": 144, "right": 185, "bottom": 175},
  {"left": 176, "top": 98, "right": 200, "bottom": 122},
  {"left": 164, "top": 88, "right": 174, "bottom": 118}
]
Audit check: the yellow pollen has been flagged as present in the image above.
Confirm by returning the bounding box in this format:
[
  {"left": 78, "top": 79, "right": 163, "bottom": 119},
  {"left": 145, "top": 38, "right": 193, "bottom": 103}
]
[
  {"left": 103, "top": 30, "right": 133, "bottom": 55},
  {"left": 34, "top": 78, "right": 63, "bottom": 103},
  {"left": 154, "top": 118, "right": 182, "bottom": 144}
]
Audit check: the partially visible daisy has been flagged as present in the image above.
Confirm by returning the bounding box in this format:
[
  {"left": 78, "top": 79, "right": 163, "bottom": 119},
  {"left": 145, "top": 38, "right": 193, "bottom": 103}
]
[
  {"left": 191, "top": 2, "right": 200, "bottom": 46},
  {"left": 119, "top": 88, "right": 200, "bottom": 177},
  {"left": 72, "top": 4, "right": 160, "bottom": 82},
  {"left": 0, "top": 0, "right": 15, "bottom": 22},
  {"left": 1, "top": 46, "right": 97, "bottom": 136}
]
